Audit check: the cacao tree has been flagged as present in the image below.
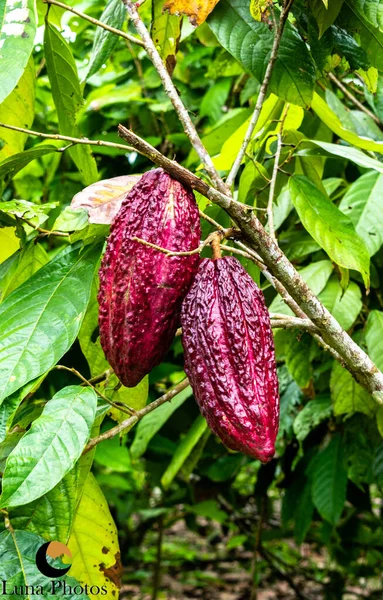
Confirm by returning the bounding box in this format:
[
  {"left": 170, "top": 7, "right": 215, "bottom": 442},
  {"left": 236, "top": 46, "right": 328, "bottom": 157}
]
[{"left": 0, "top": 0, "right": 383, "bottom": 598}]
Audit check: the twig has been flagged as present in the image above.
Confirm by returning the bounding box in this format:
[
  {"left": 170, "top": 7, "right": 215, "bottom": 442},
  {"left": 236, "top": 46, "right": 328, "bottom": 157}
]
[
  {"left": 56, "top": 365, "right": 137, "bottom": 416},
  {"left": 267, "top": 104, "right": 290, "bottom": 240},
  {"left": 0, "top": 122, "right": 134, "bottom": 153},
  {"left": 199, "top": 209, "right": 225, "bottom": 231},
  {"left": 226, "top": 0, "right": 294, "bottom": 187},
  {"left": 43, "top": 0, "right": 145, "bottom": 47},
  {"left": 19, "top": 217, "right": 70, "bottom": 238},
  {"left": 83, "top": 378, "right": 190, "bottom": 453},
  {"left": 121, "top": 0, "right": 229, "bottom": 194},
  {"left": 328, "top": 72, "right": 382, "bottom": 126},
  {"left": 132, "top": 228, "right": 238, "bottom": 257}
]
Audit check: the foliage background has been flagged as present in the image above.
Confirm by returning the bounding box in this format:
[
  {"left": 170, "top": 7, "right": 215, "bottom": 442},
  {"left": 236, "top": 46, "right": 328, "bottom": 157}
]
[{"left": 1, "top": 0, "right": 383, "bottom": 598}]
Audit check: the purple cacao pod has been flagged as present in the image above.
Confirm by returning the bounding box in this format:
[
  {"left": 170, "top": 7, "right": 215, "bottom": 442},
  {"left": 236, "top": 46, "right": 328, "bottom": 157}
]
[
  {"left": 98, "top": 168, "right": 201, "bottom": 387},
  {"left": 181, "top": 256, "right": 279, "bottom": 463}
]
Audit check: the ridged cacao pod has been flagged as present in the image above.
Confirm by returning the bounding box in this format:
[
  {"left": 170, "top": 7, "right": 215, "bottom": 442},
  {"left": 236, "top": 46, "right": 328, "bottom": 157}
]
[
  {"left": 98, "top": 168, "right": 201, "bottom": 387},
  {"left": 181, "top": 256, "right": 279, "bottom": 463}
]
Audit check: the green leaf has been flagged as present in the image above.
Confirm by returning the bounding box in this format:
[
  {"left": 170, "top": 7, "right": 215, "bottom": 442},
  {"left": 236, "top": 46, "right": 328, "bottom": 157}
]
[
  {"left": 318, "top": 277, "right": 362, "bottom": 330},
  {"left": 0, "top": 145, "right": 58, "bottom": 189},
  {"left": 339, "top": 1, "right": 383, "bottom": 69},
  {"left": 0, "top": 199, "right": 56, "bottom": 228},
  {"left": 270, "top": 260, "right": 333, "bottom": 315},
  {"left": 289, "top": 175, "right": 370, "bottom": 288},
  {"left": 0, "top": 529, "right": 89, "bottom": 597},
  {"left": 0, "top": 374, "right": 47, "bottom": 443},
  {"left": 44, "top": 21, "right": 98, "bottom": 185},
  {"left": 85, "top": 0, "right": 126, "bottom": 81},
  {"left": 347, "top": 0, "right": 383, "bottom": 32},
  {"left": 0, "top": 57, "right": 35, "bottom": 161},
  {"left": 0, "top": 385, "right": 97, "bottom": 508},
  {"left": 293, "top": 396, "right": 332, "bottom": 441},
  {"left": 0, "top": 243, "right": 101, "bottom": 403},
  {"left": 0, "top": 0, "right": 37, "bottom": 103},
  {"left": 331, "top": 361, "right": 376, "bottom": 416},
  {"left": 200, "top": 78, "right": 232, "bottom": 123},
  {"left": 188, "top": 500, "right": 228, "bottom": 523},
  {"left": 207, "top": 0, "right": 316, "bottom": 107},
  {"left": 161, "top": 415, "right": 208, "bottom": 489},
  {"left": 151, "top": 0, "right": 182, "bottom": 76},
  {"left": 311, "top": 434, "right": 348, "bottom": 525},
  {"left": 95, "top": 435, "right": 132, "bottom": 473},
  {"left": 311, "top": 92, "right": 383, "bottom": 153},
  {"left": 306, "top": 139, "right": 383, "bottom": 173},
  {"left": 0, "top": 241, "right": 48, "bottom": 302},
  {"left": 338, "top": 171, "right": 383, "bottom": 256},
  {"left": 286, "top": 333, "right": 313, "bottom": 388},
  {"left": 130, "top": 385, "right": 192, "bottom": 459},
  {"left": 309, "top": 0, "right": 345, "bottom": 36},
  {"left": 8, "top": 469, "right": 78, "bottom": 543},
  {"left": 365, "top": 310, "right": 383, "bottom": 371},
  {"left": 66, "top": 472, "right": 121, "bottom": 598},
  {"left": 53, "top": 207, "right": 89, "bottom": 233},
  {"left": 294, "top": 480, "right": 314, "bottom": 544}
]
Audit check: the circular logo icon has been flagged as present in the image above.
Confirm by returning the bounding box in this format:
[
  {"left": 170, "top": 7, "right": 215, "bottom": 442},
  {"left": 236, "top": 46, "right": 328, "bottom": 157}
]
[{"left": 35, "top": 541, "right": 72, "bottom": 578}]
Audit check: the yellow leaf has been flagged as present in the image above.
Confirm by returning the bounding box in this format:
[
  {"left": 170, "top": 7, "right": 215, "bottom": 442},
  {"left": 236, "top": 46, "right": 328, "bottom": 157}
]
[
  {"left": 163, "top": 0, "right": 220, "bottom": 26},
  {"left": 66, "top": 473, "right": 121, "bottom": 599},
  {"left": 0, "top": 228, "right": 20, "bottom": 263}
]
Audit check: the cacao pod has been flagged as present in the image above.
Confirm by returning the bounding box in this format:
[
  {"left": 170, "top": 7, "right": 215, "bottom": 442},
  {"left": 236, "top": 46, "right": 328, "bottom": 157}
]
[
  {"left": 98, "top": 168, "right": 201, "bottom": 387},
  {"left": 181, "top": 256, "right": 279, "bottom": 463}
]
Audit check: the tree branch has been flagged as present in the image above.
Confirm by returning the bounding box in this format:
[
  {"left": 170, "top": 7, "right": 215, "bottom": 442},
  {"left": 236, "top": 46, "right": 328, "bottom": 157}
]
[
  {"left": 44, "top": 0, "right": 145, "bottom": 47},
  {"left": 117, "top": 125, "right": 383, "bottom": 401},
  {"left": 0, "top": 122, "right": 134, "bottom": 153},
  {"left": 267, "top": 104, "right": 289, "bottom": 240},
  {"left": 328, "top": 72, "right": 382, "bottom": 126},
  {"left": 226, "top": 0, "right": 294, "bottom": 187},
  {"left": 121, "top": 0, "right": 229, "bottom": 194},
  {"left": 83, "top": 378, "right": 190, "bottom": 453}
]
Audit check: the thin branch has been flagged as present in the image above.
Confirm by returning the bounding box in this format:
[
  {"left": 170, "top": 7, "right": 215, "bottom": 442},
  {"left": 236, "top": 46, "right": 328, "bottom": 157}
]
[
  {"left": 115, "top": 127, "right": 383, "bottom": 399},
  {"left": 132, "top": 228, "right": 238, "bottom": 257},
  {"left": 121, "top": 0, "right": 229, "bottom": 194},
  {"left": 19, "top": 217, "right": 70, "bottom": 238},
  {"left": 0, "top": 122, "right": 134, "bottom": 153},
  {"left": 226, "top": 0, "right": 294, "bottom": 187},
  {"left": 328, "top": 72, "right": 382, "bottom": 126},
  {"left": 44, "top": 0, "right": 145, "bottom": 47},
  {"left": 56, "top": 365, "right": 137, "bottom": 416},
  {"left": 83, "top": 378, "right": 190, "bottom": 454},
  {"left": 267, "top": 104, "right": 289, "bottom": 240},
  {"left": 199, "top": 209, "right": 225, "bottom": 231}
]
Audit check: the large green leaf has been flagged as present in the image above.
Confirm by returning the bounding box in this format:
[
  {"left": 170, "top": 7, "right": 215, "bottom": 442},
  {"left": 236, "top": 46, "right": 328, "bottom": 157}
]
[
  {"left": 338, "top": 171, "right": 383, "bottom": 256},
  {"left": 0, "top": 0, "right": 36, "bottom": 103},
  {"left": 347, "top": 0, "right": 383, "bottom": 31},
  {"left": 0, "top": 373, "right": 47, "bottom": 443},
  {"left": 311, "top": 434, "right": 348, "bottom": 525},
  {"left": 8, "top": 469, "right": 78, "bottom": 543},
  {"left": 289, "top": 175, "right": 370, "bottom": 288},
  {"left": 0, "top": 529, "right": 88, "bottom": 598},
  {"left": 0, "top": 385, "right": 97, "bottom": 508},
  {"left": 0, "top": 56, "right": 35, "bottom": 161},
  {"left": 318, "top": 277, "right": 362, "bottom": 330},
  {"left": 309, "top": 0, "right": 345, "bottom": 36},
  {"left": 85, "top": 0, "right": 126, "bottom": 81},
  {"left": 304, "top": 139, "right": 383, "bottom": 173},
  {"left": 130, "top": 385, "right": 192, "bottom": 459},
  {"left": 0, "top": 241, "right": 49, "bottom": 302},
  {"left": 0, "top": 243, "right": 101, "bottom": 403},
  {"left": 311, "top": 92, "right": 383, "bottom": 153},
  {"left": 207, "top": 0, "right": 316, "bottom": 107},
  {"left": 161, "top": 415, "right": 208, "bottom": 489},
  {"left": 331, "top": 360, "right": 376, "bottom": 417},
  {"left": 339, "top": 1, "right": 383, "bottom": 69},
  {"left": 365, "top": 310, "right": 383, "bottom": 371},
  {"left": 0, "top": 145, "right": 58, "bottom": 190},
  {"left": 44, "top": 21, "right": 98, "bottom": 185}
]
